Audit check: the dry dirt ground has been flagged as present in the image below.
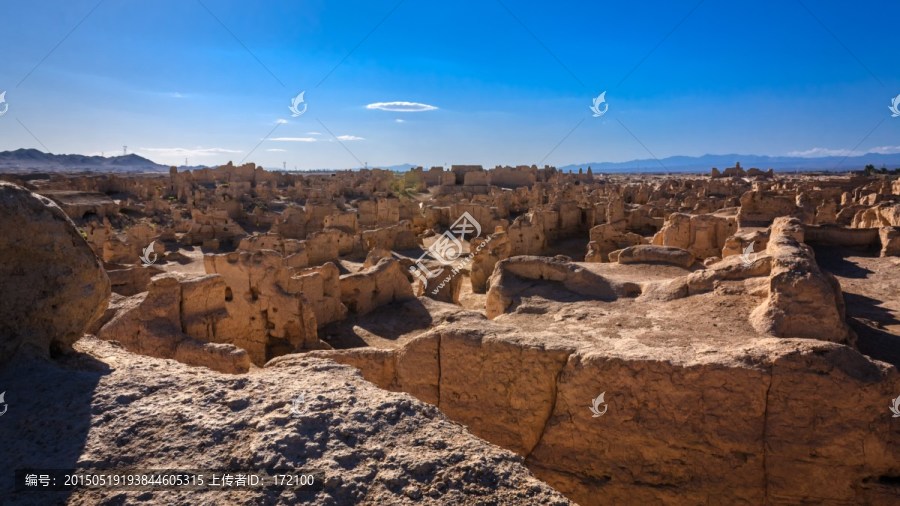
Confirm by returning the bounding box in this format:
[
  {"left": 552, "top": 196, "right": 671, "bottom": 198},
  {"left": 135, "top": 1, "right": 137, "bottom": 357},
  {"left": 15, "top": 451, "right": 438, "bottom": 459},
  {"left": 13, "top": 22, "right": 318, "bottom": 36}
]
[
  {"left": 0, "top": 338, "right": 570, "bottom": 506},
  {"left": 321, "top": 261, "right": 764, "bottom": 361},
  {"left": 815, "top": 246, "right": 900, "bottom": 367}
]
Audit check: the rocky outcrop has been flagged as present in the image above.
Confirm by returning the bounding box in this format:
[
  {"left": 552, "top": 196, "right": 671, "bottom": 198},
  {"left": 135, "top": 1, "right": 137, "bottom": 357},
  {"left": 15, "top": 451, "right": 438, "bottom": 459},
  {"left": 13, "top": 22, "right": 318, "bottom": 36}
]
[
  {"left": 851, "top": 202, "right": 900, "bottom": 228},
  {"left": 98, "top": 274, "right": 251, "bottom": 373},
  {"left": 616, "top": 244, "right": 697, "bottom": 269},
  {"left": 38, "top": 190, "right": 120, "bottom": 219},
  {"left": 638, "top": 251, "right": 772, "bottom": 302},
  {"left": 639, "top": 217, "right": 855, "bottom": 346},
  {"left": 722, "top": 229, "right": 769, "bottom": 259},
  {"left": 204, "top": 250, "right": 326, "bottom": 365},
  {"left": 584, "top": 223, "right": 643, "bottom": 262},
  {"left": 0, "top": 337, "right": 571, "bottom": 505},
  {"left": 881, "top": 226, "right": 900, "bottom": 257},
  {"left": 470, "top": 230, "right": 512, "bottom": 293},
  {"left": 0, "top": 182, "right": 110, "bottom": 364},
  {"left": 528, "top": 340, "right": 899, "bottom": 505},
  {"left": 106, "top": 263, "right": 164, "bottom": 296},
  {"left": 507, "top": 212, "right": 549, "bottom": 256},
  {"left": 100, "top": 223, "right": 161, "bottom": 264},
  {"left": 422, "top": 265, "right": 464, "bottom": 303},
  {"left": 182, "top": 208, "right": 247, "bottom": 248},
  {"left": 750, "top": 217, "right": 854, "bottom": 344},
  {"left": 293, "top": 321, "right": 900, "bottom": 506},
  {"left": 340, "top": 258, "right": 415, "bottom": 315},
  {"left": 361, "top": 220, "right": 418, "bottom": 251},
  {"left": 286, "top": 262, "right": 347, "bottom": 327},
  {"left": 737, "top": 190, "right": 799, "bottom": 226},
  {"left": 485, "top": 256, "right": 640, "bottom": 318},
  {"left": 651, "top": 212, "right": 737, "bottom": 259}
]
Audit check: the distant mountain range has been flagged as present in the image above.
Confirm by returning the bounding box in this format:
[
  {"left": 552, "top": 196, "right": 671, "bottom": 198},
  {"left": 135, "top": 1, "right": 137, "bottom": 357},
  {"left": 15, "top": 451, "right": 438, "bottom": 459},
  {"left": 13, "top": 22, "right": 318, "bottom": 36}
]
[
  {"left": 558, "top": 152, "right": 900, "bottom": 173},
  {"left": 2, "top": 149, "right": 899, "bottom": 174},
  {"left": 0, "top": 149, "right": 411, "bottom": 174},
  {"left": 0, "top": 149, "right": 184, "bottom": 173}
]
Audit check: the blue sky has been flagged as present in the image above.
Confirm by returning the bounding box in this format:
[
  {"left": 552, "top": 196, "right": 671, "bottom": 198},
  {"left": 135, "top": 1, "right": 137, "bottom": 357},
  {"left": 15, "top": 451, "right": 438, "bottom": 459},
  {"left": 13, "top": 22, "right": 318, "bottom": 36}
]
[{"left": 1, "top": 0, "right": 899, "bottom": 170}]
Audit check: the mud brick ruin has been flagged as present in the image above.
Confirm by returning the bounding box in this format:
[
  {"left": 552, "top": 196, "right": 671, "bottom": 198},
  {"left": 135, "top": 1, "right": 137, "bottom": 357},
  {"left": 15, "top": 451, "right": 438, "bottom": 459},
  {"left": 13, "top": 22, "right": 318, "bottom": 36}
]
[{"left": 2, "top": 162, "right": 900, "bottom": 504}]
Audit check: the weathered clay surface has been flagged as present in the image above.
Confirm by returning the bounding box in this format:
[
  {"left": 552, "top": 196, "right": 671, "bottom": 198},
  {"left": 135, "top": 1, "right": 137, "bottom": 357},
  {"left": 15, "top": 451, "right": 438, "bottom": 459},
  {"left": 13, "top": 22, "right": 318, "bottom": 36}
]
[
  {"left": 880, "top": 226, "right": 900, "bottom": 256},
  {"left": 0, "top": 337, "right": 570, "bottom": 505},
  {"left": 651, "top": 212, "right": 736, "bottom": 258},
  {"left": 750, "top": 217, "right": 854, "bottom": 343},
  {"left": 0, "top": 182, "right": 110, "bottom": 364},
  {"left": 97, "top": 274, "right": 251, "bottom": 373},
  {"left": 203, "top": 251, "right": 326, "bottom": 364},
  {"left": 340, "top": 258, "right": 415, "bottom": 315},
  {"left": 300, "top": 309, "right": 900, "bottom": 505},
  {"left": 616, "top": 244, "right": 697, "bottom": 268},
  {"left": 485, "top": 256, "right": 640, "bottom": 318}
]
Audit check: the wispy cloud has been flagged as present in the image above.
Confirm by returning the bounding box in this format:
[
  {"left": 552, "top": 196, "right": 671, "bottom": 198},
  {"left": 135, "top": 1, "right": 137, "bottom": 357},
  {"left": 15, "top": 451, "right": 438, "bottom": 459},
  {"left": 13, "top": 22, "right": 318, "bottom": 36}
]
[
  {"left": 276, "top": 119, "right": 289, "bottom": 124},
  {"left": 266, "top": 148, "right": 287, "bottom": 152},
  {"left": 270, "top": 137, "right": 318, "bottom": 142},
  {"left": 788, "top": 146, "right": 900, "bottom": 157},
  {"left": 395, "top": 118, "right": 406, "bottom": 123},
  {"left": 869, "top": 145, "right": 900, "bottom": 155},
  {"left": 366, "top": 101, "right": 437, "bottom": 112},
  {"left": 788, "top": 147, "right": 854, "bottom": 157},
  {"left": 269, "top": 135, "right": 364, "bottom": 143},
  {"left": 139, "top": 147, "right": 242, "bottom": 157}
]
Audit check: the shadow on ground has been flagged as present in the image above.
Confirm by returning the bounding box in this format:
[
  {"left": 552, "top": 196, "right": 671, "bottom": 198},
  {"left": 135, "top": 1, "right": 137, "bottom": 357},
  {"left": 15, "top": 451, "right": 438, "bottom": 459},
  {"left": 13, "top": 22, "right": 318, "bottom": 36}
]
[
  {"left": 321, "top": 299, "right": 434, "bottom": 349},
  {"left": 0, "top": 351, "right": 109, "bottom": 504},
  {"left": 815, "top": 245, "right": 900, "bottom": 368}
]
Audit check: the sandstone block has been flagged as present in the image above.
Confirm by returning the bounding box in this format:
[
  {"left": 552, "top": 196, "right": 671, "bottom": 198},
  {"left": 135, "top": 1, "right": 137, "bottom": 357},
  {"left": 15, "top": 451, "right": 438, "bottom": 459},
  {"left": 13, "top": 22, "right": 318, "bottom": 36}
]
[
  {"left": 0, "top": 182, "right": 110, "bottom": 364},
  {"left": 616, "top": 244, "right": 696, "bottom": 269}
]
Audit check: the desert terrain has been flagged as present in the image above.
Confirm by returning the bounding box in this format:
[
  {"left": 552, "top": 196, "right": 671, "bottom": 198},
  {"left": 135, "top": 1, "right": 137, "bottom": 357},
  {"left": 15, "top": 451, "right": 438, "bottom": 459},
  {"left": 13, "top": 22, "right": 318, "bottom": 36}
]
[{"left": 1, "top": 162, "right": 899, "bottom": 505}]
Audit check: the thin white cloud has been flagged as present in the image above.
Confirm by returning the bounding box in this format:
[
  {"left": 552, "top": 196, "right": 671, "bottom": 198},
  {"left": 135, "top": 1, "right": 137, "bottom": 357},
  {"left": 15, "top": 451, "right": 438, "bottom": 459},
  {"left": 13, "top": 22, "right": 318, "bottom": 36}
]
[
  {"left": 139, "top": 147, "right": 242, "bottom": 157},
  {"left": 306, "top": 131, "right": 322, "bottom": 136},
  {"left": 788, "top": 148, "right": 853, "bottom": 157},
  {"left": 366, "top": 101, "right": 438, "bottom": 112},
  {"left": 269, "top": 134, "right": 364, "bottom": 143},
  {"left": 788, "top": 146, "right": 900, "bottom": 158},
  {"left": 266, "top": 148, "right": 287, "bottom": 152},
  {"left": 270, "top": 137, "right": 318, "bottom": 142},
  {"left": 168, "top": 92, "right": 185, "bottom": 99},
  {"left": 276, "top": 119, "right": 289, "bottom": 124},
  {"left": 868, "top": 145, "right": 900, "bottom": 155},
  {"left": 395, "top": 118, "right": 406, "bottom": 123}
]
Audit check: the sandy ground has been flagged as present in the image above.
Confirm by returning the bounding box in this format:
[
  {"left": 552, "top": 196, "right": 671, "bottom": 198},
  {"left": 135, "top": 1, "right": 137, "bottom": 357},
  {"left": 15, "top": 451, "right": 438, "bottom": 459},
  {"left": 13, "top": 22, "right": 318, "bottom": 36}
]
[{"left": 816, "top": 246, "right": 900, "bottom": 367}]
